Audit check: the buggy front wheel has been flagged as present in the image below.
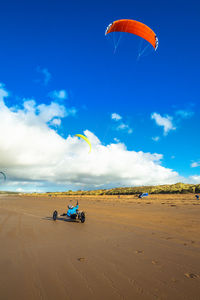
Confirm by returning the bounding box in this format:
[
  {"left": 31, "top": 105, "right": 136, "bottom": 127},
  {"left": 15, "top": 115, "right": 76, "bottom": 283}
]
[
  {"left": 80, "top": 211, "right": 85, "bottom": 223},
  {"left": 53, "top": 210, "right": 58, "bottom": 221}
]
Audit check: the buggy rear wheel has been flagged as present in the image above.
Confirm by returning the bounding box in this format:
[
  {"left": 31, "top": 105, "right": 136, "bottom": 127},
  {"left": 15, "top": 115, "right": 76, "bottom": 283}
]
[{"left": 53, "top": 210, "right": 58, "bottom": 221}]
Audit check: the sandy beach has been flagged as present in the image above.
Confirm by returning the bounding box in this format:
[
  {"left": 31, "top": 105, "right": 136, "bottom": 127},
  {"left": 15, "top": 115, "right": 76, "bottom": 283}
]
[{"left": 0, "top": 194, "right": 200, "bottom": 300}]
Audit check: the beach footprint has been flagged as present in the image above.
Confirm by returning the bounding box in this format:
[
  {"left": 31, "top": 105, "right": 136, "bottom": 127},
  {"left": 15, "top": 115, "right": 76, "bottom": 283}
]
[
  {"left": 135, "top": 250, "right": 144, "bottom": 254},
  {"left": 77, "top": 257, "right": 87, "bottom": 262},
  {"left": 171, "top": 278, "right": 178, "bottom": 283},
  {"left": 184, "top": 273, "right": 199, "bottom": 279}
]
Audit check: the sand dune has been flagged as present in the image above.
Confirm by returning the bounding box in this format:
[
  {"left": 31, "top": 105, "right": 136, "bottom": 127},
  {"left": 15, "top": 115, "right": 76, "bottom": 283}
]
[{"left": 0, "top": 194, "right": 200, "bottom": 300}]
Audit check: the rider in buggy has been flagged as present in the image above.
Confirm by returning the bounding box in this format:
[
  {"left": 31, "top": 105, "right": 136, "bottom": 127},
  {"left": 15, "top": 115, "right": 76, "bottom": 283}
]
[
  {"left": 53, "top": 200, "right": 85, "bottom": 223},
  {"left": 66, "top": 200, "right": 79, "bottom": 219}
]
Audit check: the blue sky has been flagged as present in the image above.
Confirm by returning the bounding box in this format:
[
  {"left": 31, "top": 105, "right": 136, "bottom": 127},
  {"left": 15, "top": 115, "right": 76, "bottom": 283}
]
[{"left": 0, "top": 0, "right": 199, "bottom": 191}]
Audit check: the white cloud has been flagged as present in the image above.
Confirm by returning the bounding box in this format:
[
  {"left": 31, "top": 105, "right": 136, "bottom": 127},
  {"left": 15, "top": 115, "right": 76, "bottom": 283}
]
[
  {"left": 187, "top": 175, "right": 200, "bottom": 184},
  {"left": 50, "top": 118, "right": 62, "bottom": 127},
  {"left": 152, "top": 136, "right": 160, "bottom": 142},
  {"left": 151, "top": 112, "right": 176, "bottom": 135},
  {"left": 175, "top": 110, "right": 194, "bottom": 119},
  {"left": 16, "top": 188, "right": 24, "bottom": 192},
  {"left": 66, "top": 107, "right": 77, "bottom": 116},
  {"left": 117, "top": 123, "right": 127, "bottom": 130},
  {"left": 49, "top": 90, "right": 68, "bottom": 100},
  {"left": 117, "top": 123, "right": 133, "bottom": 134},
  {"left": 111, "top": 113, "right": 122, "bottom": 121},
  {"left": 111, "top": 113, "right": 133, "bottom": 134},
  {"left": 0, "top": 84, "right": 181, "bottom": 191},
  {"left": 114, "top": 138, "right": 120, "bottom": 143},
  {"left": 2, "top": 84, "right": 198, "bottom": 192},
  {"left": 37, "top": 102, "right": 67, "bottom": 122},
  {"left": 23, "top": 99, "right": 36, "bottom": 112},
  {"left": 191, "top": 161, "right": 200, "bottom": 168},
  {"left": 36, "top": 66, "right": 51, "bottom": 86},
  {"left": 0, "top": 83, "right": 9, "bottom": 99},
  {"left": 37, "top": 102, "right": 76, "bottom": 123}
]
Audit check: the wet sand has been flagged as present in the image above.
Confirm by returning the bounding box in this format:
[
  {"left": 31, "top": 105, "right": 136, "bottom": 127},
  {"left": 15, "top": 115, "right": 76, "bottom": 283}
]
[{"left": 0, "top": 194, "right": 200, "bottom": 300}]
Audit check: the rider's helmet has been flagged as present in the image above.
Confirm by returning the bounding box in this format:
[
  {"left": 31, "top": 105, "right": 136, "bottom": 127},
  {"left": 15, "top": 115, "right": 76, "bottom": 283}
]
[{"left": 68, "top": 205, "right": 73, "bottom": 209}]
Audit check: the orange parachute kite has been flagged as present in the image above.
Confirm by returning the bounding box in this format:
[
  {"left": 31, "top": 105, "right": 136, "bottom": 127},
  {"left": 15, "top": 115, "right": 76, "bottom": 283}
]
[{"left": 105, "top": 19, "right": 158, "bottom": 50}]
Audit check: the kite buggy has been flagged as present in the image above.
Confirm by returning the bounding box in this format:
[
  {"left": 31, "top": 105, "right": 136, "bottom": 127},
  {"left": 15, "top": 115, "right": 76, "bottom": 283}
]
[{"left": 53, "top": 200, "right": 86, "bottom": 223}]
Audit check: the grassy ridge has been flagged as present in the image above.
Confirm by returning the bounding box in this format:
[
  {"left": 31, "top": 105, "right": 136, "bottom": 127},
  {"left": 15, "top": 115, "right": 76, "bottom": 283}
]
[
  {"left": 27, "top": 183, "right": 200, "bottom": 196},
  {"left": 0, "top": 191, "right": 19, "bottom": 194}
]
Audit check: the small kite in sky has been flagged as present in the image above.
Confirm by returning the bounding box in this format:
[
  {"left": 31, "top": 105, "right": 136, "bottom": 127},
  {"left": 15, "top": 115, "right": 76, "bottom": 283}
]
[{"left": 75, "top": 134, "right": 92, "bottom": 153}]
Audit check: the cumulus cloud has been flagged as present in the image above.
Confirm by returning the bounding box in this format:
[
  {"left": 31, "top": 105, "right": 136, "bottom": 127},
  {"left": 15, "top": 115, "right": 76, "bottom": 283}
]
[
  {"left": 152, "top": 136, "right": 160, "bottom": 142},
  {"left": 36, "top": 66, "right": 51, "bottom": 86},
  {"left": 191, "top": 161, "right": 200, "bottom": 168},
  {"left": 49, "top": 89, "right": 68, "bottom": 101},
  {"left": 3, "top": 84, "right": 199, "bottom": 192},
  {"left": 0, "top": 83, "right": 9, "bottom": 98},
  {"left": 16, "top": 187, "right": 25, "bottom": 192},
  {"left": 37, "top": 102, "right": 67, "bottom": 122},
  {"left": 50, "top": 118, "right": 62, "bottom": 127},
  {"left": 38, "top": 102, "right": 76, "bottom": 123},
  {"left": 114, "top": 137, "right": 120, "bottom": 143},
  {"left": 111, "top": 112, "right": 133, "bottom": 134},
  {"left": 187, "top": 175, "right": 200, "bottom": 184},
  {"left": 175, "top": 110, "right": 194, "bottom": 119},
  {"left": 151, "top": 112, "right": 176, "bottom": 135},
  {"left": 0, "top": 84, "right": 182, "bottom": 191},
  {"left": 117, "top": 123, "right": 133, "bottom": 134},
  {"left": 111, "top": 113, "right": 122, "bottom": 121}
]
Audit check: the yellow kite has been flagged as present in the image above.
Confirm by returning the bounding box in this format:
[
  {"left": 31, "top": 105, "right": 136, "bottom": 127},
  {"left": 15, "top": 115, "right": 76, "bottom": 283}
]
[{"left": 75, "top": 134, "right": 91, "bottom": 153}]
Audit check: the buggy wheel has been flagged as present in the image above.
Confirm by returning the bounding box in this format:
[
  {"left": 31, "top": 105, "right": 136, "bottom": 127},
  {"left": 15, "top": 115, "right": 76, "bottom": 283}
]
[
  {"left": 53, "top": 210, "right": 58, "bottom": 221},
  {"left": 80, "top": 211, "right": 85, "bottom": 223}
]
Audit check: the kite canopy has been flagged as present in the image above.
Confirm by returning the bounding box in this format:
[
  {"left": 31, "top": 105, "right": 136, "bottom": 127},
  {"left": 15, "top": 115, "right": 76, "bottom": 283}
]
[
  {"left": 75, "top": 134, "right": 92, "bottom": 153},
  {"left": 105, "top": 19, "right": 158, "bottom": 50}
]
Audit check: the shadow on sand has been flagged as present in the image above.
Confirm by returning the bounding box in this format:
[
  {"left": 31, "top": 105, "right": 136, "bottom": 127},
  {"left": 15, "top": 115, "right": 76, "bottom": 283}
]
[{"left": 43, "top": 216, "right": 80, "bottom": 223}]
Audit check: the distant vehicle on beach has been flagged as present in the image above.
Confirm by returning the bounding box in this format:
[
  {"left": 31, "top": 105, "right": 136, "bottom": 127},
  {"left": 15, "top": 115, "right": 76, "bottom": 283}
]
[{"left": 138, "top": 193, "right": 148, "bottom": 199}]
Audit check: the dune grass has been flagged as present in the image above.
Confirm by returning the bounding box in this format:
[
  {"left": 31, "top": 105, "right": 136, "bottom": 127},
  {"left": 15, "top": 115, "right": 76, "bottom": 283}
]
[{"left": 25, "top": 182, "right": 200, "bottom": 197}]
